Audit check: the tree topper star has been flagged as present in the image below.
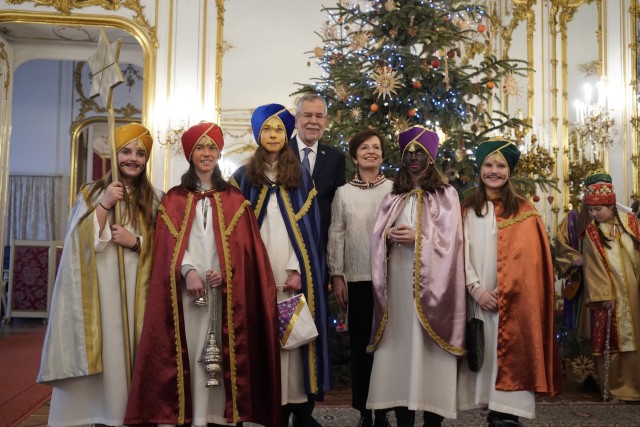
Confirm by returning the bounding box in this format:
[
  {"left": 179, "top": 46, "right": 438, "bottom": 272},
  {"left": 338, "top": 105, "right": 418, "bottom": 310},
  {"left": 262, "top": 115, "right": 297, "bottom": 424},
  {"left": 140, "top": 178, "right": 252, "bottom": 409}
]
[{"left": 87, "top": 30, "right": 124, "bottom": 108}]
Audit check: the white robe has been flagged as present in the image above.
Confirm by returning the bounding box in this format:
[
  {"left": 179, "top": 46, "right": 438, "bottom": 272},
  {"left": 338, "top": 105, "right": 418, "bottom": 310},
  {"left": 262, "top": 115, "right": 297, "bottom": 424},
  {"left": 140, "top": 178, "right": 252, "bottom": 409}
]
[
  {"left": 456, "top": 202, "right": 535, "bottom": 419},
  {"left": 260, "top": 167, "right": 307, "bottom": 405},
  {"left": 168, "top": 196, "right": 232, "bottom": 427},
  {"left": 48, "top": 212, "right": 142, "bottom": 427},
  {"left": 366, "top": 195, "right": 458, "bottom": 418}
]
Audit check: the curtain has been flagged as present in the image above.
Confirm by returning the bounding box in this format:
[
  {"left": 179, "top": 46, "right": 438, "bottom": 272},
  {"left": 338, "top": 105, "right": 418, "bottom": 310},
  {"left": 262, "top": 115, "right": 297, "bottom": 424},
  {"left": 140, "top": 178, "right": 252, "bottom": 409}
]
[{"left": 4, "top": 175, "right": 66, "bottom": 245}]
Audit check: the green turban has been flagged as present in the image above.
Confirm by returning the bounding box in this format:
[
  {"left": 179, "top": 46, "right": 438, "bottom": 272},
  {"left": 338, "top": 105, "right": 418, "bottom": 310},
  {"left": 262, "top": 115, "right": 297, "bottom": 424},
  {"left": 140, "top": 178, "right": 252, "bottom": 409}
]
[
  {"left": 475, "top": 138, "right": 521, "bottom": 175},
  {"left": 583, "top": 169, "right": 612, "bottom": 186}
]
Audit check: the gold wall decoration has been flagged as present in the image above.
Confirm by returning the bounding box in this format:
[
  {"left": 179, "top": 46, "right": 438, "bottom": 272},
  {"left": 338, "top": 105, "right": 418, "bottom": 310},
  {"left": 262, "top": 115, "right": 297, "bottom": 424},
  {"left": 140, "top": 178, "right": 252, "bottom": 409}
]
[
  {"left": 631, "top": 1, "right": 640, "bottom": 200},
  {"left": 499, "top": 0, "right": 536, "bottom": 117},
  {"left": 215, "top": 0, "right": 225, "bottom": 124},
  {"left": 0, "top": 42, "right": 9, "bottom": 99},
  {"left": 5, "top": 0, "right": 158, "bottom": 47}
]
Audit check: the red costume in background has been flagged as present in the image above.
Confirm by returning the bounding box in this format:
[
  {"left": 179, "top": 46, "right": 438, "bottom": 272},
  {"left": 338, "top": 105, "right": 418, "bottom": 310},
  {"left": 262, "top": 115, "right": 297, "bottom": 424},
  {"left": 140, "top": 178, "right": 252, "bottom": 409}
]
[{"left": 124, "top": 185, "right": 281, "bottom": 427}]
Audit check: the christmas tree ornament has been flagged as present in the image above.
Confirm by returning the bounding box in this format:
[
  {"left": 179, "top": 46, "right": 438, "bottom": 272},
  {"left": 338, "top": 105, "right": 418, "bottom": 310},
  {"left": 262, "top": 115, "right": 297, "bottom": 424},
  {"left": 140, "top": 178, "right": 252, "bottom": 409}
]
[
  {"left": 412, "top": 81, "right": 422, "bottom": 89},
  {"left": 313, "top": 47, "right": 325, "bottom": 58},
  {"left": 322, "top": 21, "right": 337, "bottom": 39},
  {"left": 384, "top": 0, "right": 397, "bottom": 12},
  {"left": 349, "top": 31, "right": 371, "bottom": 51},
  {"left": 477, "top": 24, "right": 486, "bottom": 33},
  {"left": 407, "top": 108, "right": 417, "bottom": 117},
  {"left": 350, "top": 107, "right": 363, "bottom": 121},
  {"left": 502, "top": 74, "right": 522, "bottom": 99},
  {"left": 409, "top": 15, "right": 417, "bottom": 37},
  {"left": 370, "top": 103, "right": 379, "bottom": 113},
  {"left": 431, "top": 58, "right": 441, "bottom": 68},
  {"left": 547, "top": 195, "right": 555, "bottom": 203},
  {"left": 486, "top": 80, "right": 495, "bottom": 89},
  {"left": 533, "top": 194, "right": 541, "bottom": 202},
  {"left": 445, "top": 168, "right": 460, "bottom": 181},
  {"left": 389, "top": 27, "right": 398, "bottom": 39},
  {"left": 335, "top": 84, "right": 350, "bottom": 102},
  {"left": 454, "top": 148, "right": 467, "bottom": 162},
  {"left": 371, "top": 67, "right": 401, "bottom": 100}
]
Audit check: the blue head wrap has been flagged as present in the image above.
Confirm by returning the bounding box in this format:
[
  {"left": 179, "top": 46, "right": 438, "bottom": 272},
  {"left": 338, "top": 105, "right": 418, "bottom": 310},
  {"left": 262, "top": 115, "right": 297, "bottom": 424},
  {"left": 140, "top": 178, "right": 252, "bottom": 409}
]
[{"left": 251, "top": 103, "right": 295, "bottom": 144}]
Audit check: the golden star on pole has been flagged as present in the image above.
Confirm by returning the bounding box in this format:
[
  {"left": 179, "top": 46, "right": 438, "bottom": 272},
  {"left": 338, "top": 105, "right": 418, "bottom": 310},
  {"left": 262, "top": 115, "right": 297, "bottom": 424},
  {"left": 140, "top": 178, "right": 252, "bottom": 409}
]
[{"left": 87, "top": 29, "right": 124, "bottom": 108}]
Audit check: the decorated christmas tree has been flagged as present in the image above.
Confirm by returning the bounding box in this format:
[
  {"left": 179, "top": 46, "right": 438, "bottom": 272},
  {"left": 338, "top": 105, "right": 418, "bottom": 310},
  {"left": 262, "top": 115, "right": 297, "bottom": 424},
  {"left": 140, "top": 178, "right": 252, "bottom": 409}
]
[
  {"left": 296, "top": 0, "right": 560, "bottom": 386},
  {"left": 295, "top": 0, "right": 538, "bottom": 195}
]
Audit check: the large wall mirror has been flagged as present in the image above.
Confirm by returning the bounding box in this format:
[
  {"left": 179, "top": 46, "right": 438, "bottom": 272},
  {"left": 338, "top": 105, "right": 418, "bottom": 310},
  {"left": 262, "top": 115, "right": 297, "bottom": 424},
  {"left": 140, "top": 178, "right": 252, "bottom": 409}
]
[{"left": 0, "top": 11, "right": 153, "bottom": 246}]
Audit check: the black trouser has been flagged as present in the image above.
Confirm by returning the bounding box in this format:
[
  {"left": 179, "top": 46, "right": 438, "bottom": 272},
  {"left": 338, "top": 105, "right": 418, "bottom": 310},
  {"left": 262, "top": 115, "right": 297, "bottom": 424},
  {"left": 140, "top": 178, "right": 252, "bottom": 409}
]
[
  {"left": 347, "top": 281, "right": 375, "bottom": 412},
  {"left": 394, "top": 407, "right": 444, "bottom": 427}
]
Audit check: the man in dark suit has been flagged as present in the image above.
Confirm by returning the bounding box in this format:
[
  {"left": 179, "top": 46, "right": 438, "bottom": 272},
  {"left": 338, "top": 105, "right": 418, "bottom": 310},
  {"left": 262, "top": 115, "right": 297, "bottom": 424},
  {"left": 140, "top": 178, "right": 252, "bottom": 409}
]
[
  {"left": 288, "top": 94, "right": 345, "bottom": 427},
  {"left": 289, "top": 94, "right": 346, "bottom": 246}
]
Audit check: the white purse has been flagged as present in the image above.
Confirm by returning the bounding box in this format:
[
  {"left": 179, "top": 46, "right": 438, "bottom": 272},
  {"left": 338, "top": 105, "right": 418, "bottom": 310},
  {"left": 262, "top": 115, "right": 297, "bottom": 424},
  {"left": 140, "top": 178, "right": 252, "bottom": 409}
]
[{"left": 277, "top": 294, "right": 319, "bottom": 350}]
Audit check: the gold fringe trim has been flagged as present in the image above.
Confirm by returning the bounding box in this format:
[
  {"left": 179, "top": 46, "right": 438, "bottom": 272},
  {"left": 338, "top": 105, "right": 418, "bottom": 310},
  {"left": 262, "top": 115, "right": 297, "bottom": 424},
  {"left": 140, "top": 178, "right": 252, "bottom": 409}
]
[
  {"left": 280, "top": 186, "right": 318, "bottom": 394},
  {"left": 226, "top": 200, "right": 250, "bottom": 236},
  {"left": 294, "top": 187, "right": 318, "bottom": 222},
  {"left": 497, "top": 210, "right": 539, "bottom": 229},
  {"left": 253, "top": 186, "right": 269, "bottom": 219},
  {"left": 158, "top": 204, "right": 180, "bottom": 239},
  {"left": 228, "top": 175, "right": 239, "bottom": 189},
  {"left": 171, "top": 193, "right": 193, "bottom": 424},
  {"left": 213, "top": 193, "right": 240, "bottom": 421}
]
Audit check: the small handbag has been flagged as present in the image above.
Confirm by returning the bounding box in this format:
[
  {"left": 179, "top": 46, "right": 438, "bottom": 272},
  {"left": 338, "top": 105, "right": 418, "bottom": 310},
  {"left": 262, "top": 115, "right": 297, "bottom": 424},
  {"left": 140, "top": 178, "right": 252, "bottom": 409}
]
[
  {"left": 277, "top": 293, "right": 319, "bottom": 350},
  {"left": 466, "top": 303, "right": 485, "bottom": 372}
]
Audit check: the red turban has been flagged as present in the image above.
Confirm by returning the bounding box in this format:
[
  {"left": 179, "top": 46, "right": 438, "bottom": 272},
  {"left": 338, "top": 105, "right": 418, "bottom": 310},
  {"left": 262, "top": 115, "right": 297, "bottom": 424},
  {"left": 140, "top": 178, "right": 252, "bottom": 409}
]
[{"left": 180, "top": 122, "right": 224, "bottom": 161}]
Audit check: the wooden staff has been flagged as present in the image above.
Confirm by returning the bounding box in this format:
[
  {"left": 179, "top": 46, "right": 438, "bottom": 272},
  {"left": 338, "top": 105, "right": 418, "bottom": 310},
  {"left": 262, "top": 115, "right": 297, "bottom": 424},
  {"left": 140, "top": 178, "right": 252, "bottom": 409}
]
[{"left": 88, "top": 30, "right": 131, "bottom": 388}]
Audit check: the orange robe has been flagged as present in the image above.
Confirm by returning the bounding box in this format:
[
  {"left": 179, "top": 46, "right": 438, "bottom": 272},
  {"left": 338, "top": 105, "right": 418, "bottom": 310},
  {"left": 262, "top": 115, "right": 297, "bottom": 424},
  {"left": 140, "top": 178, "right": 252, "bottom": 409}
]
[{"left": 487, "top": 199, "right": 561, "bottom": 394}]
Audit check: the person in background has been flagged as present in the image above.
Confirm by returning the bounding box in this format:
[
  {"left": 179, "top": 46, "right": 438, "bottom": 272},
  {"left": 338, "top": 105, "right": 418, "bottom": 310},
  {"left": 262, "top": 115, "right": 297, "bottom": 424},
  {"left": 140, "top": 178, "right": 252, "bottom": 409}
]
[
  {"left": 38, "top": 123, "right": 162, "bottom": 426},
  {"left": 327, "top": 128, "right": 393, "bottom": 427},
  {"left": 366, "top": 126, "right": 466, "bottom": 427},
  {"left": 457, "top": 138, "right": 561, "bottom": 427},
  {"left": 232, "top": 104, "right": 332, "bottom": 427},
  {"left": 556, "top": 170, "right": 631, "bottom": 340},
  {"left": 124, "top": 122, "right": 281, "bottom": 427},
  {"left": 582, "top": 180, "right": 640, "bottom": 402},
  {"left": 289, "top": 92, "right": 344, "bottom": 427},
  {"left": 289, "top": 93, "right": 346, "bottom": 246}
]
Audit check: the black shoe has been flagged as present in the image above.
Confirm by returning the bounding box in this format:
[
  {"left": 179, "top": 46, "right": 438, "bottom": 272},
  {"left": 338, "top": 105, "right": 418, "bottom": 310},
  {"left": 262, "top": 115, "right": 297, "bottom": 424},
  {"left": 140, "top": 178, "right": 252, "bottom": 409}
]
[
  {"left": 357, "top": 411, "right": 373, "bottom": 427},
  {"left": 292, "top": 414, "right": 323, "bottom": 427},
  {"left": 372, "top": 412, "right": 391, "bottom": 427}
]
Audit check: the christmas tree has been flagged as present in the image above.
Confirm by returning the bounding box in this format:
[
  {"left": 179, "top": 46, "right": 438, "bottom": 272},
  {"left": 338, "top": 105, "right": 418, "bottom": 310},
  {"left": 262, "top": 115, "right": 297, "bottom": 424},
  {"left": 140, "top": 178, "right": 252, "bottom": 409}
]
[
  {"left": 295, "top": 0, "right": 538, "bottom": 195},
  {"left": 296, "top": 0, "right": 560, "bottom": 386}
]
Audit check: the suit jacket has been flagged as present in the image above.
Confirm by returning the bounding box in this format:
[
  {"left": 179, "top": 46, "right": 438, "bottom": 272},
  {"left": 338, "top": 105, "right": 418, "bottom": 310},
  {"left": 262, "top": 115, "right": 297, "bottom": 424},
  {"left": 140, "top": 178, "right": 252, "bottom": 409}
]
[{"left": 289, "top": 135, "right": 346, "bottom": 245}]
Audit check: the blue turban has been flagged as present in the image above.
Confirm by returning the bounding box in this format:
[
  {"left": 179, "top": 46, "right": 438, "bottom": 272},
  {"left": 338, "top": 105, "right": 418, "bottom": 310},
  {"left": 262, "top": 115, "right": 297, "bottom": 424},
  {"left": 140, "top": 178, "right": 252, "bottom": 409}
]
[{"left": 251, "top": 103, "right": 295, "bottom": 144}]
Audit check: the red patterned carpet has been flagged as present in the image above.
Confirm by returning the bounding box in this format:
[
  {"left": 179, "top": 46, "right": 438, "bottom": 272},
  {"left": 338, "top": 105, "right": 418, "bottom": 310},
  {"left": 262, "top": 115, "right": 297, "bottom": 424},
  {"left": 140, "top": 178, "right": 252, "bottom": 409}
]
[{"left": 0, "top": 328, "right": 51, "bottom": 427}]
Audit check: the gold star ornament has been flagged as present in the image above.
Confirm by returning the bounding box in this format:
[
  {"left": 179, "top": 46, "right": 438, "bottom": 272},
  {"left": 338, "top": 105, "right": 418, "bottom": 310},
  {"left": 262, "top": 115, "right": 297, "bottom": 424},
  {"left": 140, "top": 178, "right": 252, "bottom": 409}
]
[{"left": 87, "top": 29, "right": 124, "bottom": 108}]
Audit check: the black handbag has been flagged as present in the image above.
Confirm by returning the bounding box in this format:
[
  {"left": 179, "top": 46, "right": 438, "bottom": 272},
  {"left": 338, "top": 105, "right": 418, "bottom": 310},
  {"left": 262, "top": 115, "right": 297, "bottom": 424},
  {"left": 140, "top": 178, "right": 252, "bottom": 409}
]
[{"left": 466, "top": 304, "right": 485, "bottom": 372}]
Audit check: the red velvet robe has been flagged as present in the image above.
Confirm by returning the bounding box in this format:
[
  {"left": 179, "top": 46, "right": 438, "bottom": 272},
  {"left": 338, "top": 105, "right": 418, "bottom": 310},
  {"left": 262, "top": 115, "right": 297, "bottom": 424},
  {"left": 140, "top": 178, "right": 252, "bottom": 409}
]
[{"left": 124, "top": 186, "right": 281, "bottom": 427}]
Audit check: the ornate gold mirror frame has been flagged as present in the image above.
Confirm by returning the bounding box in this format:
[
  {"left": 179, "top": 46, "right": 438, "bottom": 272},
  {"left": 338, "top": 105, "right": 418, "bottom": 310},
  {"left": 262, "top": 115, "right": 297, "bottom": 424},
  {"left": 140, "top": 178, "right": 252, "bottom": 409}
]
[{"left": 0, "top": 10, "right": 156, "bottom": 208}]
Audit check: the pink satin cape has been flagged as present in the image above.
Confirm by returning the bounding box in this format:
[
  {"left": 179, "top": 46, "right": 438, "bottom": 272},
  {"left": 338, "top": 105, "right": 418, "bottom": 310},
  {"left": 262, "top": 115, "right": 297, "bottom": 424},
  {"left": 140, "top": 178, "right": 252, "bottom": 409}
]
[{"left": 368, "top": 185, "right": 466, "bottom": 356}]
